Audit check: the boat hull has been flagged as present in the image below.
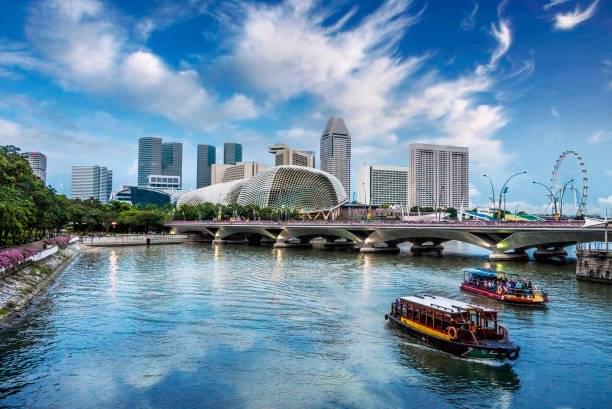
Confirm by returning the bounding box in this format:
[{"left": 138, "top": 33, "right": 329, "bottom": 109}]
[
  {"left": 460, "top": 283, "right": 547, "bottom": 306},
  {"left": 386, "top": 314, "right": 519, "bottom": 361}
]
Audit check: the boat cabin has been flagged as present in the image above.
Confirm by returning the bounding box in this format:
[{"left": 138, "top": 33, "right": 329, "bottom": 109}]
[{"left": 391, "top": 295, "right": 507, "bottom": 342}]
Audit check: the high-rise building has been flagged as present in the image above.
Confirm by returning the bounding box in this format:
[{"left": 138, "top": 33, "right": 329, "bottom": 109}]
[
  {"left": 408, "top": 143, "right": 469, "bottom": 210},
  {"left": 224, "top": 142, "right": 242, "bottom": 165},
  {"left": 320, "top": 117, "right": 351, "bottom": 196},
  {"left": 71, "top": 165, "right": 113, "bottom": 203},
  {"left": 358, "top": 165, "right": 409, "bottom": 206},
  {"left": 147, "top": 175, "right": 181, "bottom": 189},
  {"left": 138, "top": 137, "right": 162, "bottom": 186},
  {"left": 196, "top": 144, "right": 216, "bottom": 188},
  {"left": 161, "top": 142, "right": 182, "bottom": 188},
  {"left": 268, "top": 143, "right": 315, "bottom": 168},
  {"left": 24, "top": 152, "right": 47, "bottom": 184},
  {"left": 211, "top": 162, "right": 267, "bottom": 184}
]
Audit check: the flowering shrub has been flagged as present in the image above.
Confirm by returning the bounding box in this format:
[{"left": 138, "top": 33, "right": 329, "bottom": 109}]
[
  {"left": 0, "top": 247, "right": 38, "bottom": 271},
  {"left": 44, "top": 236, "right": 72, "bottom": 249}
]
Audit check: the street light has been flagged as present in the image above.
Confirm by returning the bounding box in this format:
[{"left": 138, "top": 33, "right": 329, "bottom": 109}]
[
  {"left": 559, "top": 179, "right": 575, "bottom": 219},
  {"left": 532, "top": 181, "right": 558, "bottom": 216},
  {"left": 111, "top": 221, "right": 117, "bottom": 237},
  {"left": 497, "top": 171, "right": 527, "bottom": 220},
  {"left": 483, "top": 174, "right": 496, "bottom": 219}
]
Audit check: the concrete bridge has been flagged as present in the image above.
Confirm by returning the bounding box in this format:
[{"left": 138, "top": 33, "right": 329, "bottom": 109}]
[{"left": 166, "top": 220, "right": 606, "bottom": 261}]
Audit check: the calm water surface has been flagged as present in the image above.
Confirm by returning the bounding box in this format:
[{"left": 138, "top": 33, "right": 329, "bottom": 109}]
[{"left": 0, "top": 243, "right": 610, "bottom": 408}]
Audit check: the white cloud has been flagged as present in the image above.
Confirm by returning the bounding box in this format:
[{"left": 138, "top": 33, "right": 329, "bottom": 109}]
[
  {"left": 587, "top": 129, "right": 610, "bottom": 144},
  {"left": 543, "top": 0, "right": 570, "bottom": 11},
  {"left": 553, "top": 0, "right": 599, "bottom": 30},
  {"left": 460, "top": 1, "right": 478, "bottom": 31},
  {"left": 606, "top": 170, "right": 612, "bottom": 177},
  {"left": 226, "top": 0, "right": 517, "bottom": 172},
  {"left": 550, "top": 106, "right": 560, "bottom": 118},
  {"left": 19, "top": 0, "right": 256, "bottom": 130},
  {"left": 274, "top": 127, "right": 320, "bottom": 145},
  {"left": 598, "top": 195, "right": 612, "bottom": 207}
]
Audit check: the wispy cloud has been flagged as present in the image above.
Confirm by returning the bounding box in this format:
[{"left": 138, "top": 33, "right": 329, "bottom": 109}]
[
  {"left": 550, "top": 106, "right": 560, "bottom": 118},
  {"left": 598, "top": 195, "right": 612, "bottom": 207},
  {"left": 553, "top": 0, "right": 598, "bottom": 30},
  {"left": 543, "top": 0, "right": 571, "bottom": 11},
  {"left": 587, "top": 129, "right": 611, "bottom": 144},
  {"left": 460, "top": 1, "right": 478, "bottom": 31},
  {"left": 605, "top": 170, "right": 612, "bottom": 177}
]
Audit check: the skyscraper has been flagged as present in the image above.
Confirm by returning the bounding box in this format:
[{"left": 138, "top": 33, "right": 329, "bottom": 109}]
[
  {"left": 358, "top": 165, "right": 409, "bottom": 206},
  {"left": 320, "top": 117, "right": 351, "bottom": 196},
  {"left": 138, "top": 137, "right": 162, "bottom": 186},
  {"left": 224, "top": 142, "right": 242, "bottom": 165},
  {"left": 211, "top": 162, "right": 267, "bottom": 184},
  {"left": 24, "top": 152, "right": 47, "bottom": 184},
  {"left": 161, "top": 142, "right": 183, "bottom": 188},
  {"left": 268, "top": 143, "right": 315, "bottom": 167},
  {"left": 71, "top": 165, "right": 113, "bottom": 203},
  {"left": 197, "top": 144, "right": 216, "bottom": 188},
  {"left": 408, "top": 143, "right": 469, "bottom": 210}
]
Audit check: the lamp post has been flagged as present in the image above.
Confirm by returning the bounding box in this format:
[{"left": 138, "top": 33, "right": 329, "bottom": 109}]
[
  {"left": 497, "top": 171, "right": 527, "bottom": 221},
  {"left": 111, "top": 221, "right": 117, "bottom": 237},
  {"left": 558, "top": 179, "right": 575, "bottom": 219},
  {"left": 532, "top": 181, "right": 558, "bottom": 216},
  {"left": 483, "top": 174, "right": 496, "bottom": 220}
]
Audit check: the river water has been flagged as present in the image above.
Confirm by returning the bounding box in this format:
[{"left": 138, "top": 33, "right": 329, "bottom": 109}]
[{"left": 0, "top": 243, "right": 610, "bottom": 408}]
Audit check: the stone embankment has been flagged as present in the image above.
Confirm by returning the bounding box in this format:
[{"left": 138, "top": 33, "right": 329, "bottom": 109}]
[
  {"left": 0, "top": 242, "right": 81, "bottom": 329},
  {"left": 576, "top": 242, "right": 612, "bottom": 283}
]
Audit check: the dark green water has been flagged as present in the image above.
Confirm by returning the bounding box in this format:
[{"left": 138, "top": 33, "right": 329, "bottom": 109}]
[{"left": 0, "top": 243, "right": 610, "bottom": 408}]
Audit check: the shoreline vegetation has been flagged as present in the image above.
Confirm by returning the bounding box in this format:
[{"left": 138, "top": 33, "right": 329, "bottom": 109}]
[{"left": 0, "top": 242, "right": 81, "bottom": 330}]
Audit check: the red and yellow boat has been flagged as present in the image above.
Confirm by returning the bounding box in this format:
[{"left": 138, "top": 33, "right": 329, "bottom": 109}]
[{"left": 461, "top": 268, "right": 548, "bottom": 306}]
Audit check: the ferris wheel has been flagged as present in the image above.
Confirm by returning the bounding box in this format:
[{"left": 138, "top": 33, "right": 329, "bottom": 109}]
[{"left": 551, "top": 150, "right": 588, "bottom": 216}]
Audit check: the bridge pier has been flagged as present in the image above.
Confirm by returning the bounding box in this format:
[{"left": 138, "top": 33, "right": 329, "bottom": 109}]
[
  {"left": 359, "top": 242, "right": 400, "bottom": 254},
  {"left": 534, "top": 246, "right": 568, "bottom": 260},
  {"left": 489, "top": 249, "right": 529, "bottom": 261},
  {"left": 410, "top": 240, "right": 444, "bottom": 256}
]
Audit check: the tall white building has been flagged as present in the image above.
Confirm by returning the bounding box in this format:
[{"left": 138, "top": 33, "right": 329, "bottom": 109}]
[
  {"left": 268, "top": 143, "right": 315, "bottom": 168},
  {"left": 358, "top": 165, "right": 409, "bottom": 206},
  {"left": 211, "top": 162, "right": 268, "bottom": 185},
  {"left": 320, "top": 117, "right": 351, "bottom": 196},
  {"left": 24, "top": 152, "right": 47, "bottom": 184},
  {"left": 408, "top": 143, "right": 469, "bottom": 210},
  {"left": 71, "top": 165, "right": 113, "bottom": 203}
]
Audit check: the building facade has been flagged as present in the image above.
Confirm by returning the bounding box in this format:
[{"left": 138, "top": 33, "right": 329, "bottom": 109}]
[
  {"left": 196, "top": 144, "right": 216, "bottom": 188},
  {"left": 358, "top": 165, "right": 409, "bottom": 206},
  {"left": 320, "top": 117, "right": 351, "bottom": 196},
  {"left": 147, "top": 175, "right": 181, "bottom": 189},
  {"left": 71, "top": 165, "right": 113, "bottom": 203},
  {"left": 138, "top": 137, "right": 182, "bottom": 187},
  {"left": 24, "top": 152, "right": 47, "bottom": 184},
  {"left": 179, "top": 166, "right": 347, "bottom": 213},
  {"left": 408, "top": 143, "right": 469, "bottom": 209},
  {"left": 138, "top": 137, "right": 162, "bottom": 186},
  {"left": 211, "top": 162, "right": 267, "bottom": 184},
  {"left": 161, "top": 142, "right": 183, "bottom": 188},
  {"left": 223, "top": 142, "right": 243, "bottom": 165},
  {"left": 268, "top": 143, "right": 315, "bottom": 168}
]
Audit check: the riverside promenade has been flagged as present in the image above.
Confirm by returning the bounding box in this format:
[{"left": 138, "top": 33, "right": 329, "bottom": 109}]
[{"left": 82, "top": 234, "right": 190, "bottom": 247}]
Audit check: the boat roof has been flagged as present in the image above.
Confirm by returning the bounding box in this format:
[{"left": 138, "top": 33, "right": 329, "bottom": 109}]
[
  {"left": 464, "top": 267, "right": 498, "bottom": 278},
  {"left": 400, "top": 295, "right": 497, "bottom": 314}
]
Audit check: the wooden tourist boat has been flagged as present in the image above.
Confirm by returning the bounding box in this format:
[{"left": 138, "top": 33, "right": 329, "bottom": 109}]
[
  {"left": 461, "top": 268, "right": 548, "bottom": 306},
  {"left": 385, "top": 295, "right": 520, "bottom": 361}
]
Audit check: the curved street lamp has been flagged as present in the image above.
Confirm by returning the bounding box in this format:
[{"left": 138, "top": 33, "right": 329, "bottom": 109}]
[
  {"left": 483, "top": 174, "right": 496, "bottom": 219},
  {"left": 559, "top": 179, "right": 575, "bottom": 218},
  {"left": 498, "top": 171, "right": 527, "bottom": 220},
  {"left": 532, "top": 181, "right": 558, "bottom": 216}
]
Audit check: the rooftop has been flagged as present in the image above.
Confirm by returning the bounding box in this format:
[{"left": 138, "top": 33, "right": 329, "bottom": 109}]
[{"left": 400, "top": 295, "right": 496, "bottom": 314}]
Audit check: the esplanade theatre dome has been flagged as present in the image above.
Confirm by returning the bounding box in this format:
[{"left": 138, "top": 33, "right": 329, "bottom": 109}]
[{"left": 177, "top": 166, "right": 347, "bottom": 212}]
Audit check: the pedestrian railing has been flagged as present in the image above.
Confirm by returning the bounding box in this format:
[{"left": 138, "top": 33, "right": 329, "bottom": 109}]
[{"left": 576, "top": 242, "right": 611, "bottom": 252}]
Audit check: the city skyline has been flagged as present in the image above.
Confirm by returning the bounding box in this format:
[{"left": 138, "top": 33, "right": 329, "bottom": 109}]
[{"left": 0, "top": 0, "right": 610, "bottom": 213}]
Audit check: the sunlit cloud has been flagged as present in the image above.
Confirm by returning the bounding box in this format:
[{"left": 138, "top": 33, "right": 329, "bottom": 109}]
[{"left": 553, "top": 0, "right": 599, "bottom": 30}]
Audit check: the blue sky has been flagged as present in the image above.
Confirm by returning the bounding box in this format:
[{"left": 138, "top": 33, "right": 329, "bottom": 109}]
[{"left": 0, "top": 0, "right": 610, "bottom": 214}]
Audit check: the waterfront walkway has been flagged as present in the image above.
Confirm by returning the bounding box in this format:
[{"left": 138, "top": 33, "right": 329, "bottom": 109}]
[{"left": 82, "top": 234, "right": 189, "bottom": 247}]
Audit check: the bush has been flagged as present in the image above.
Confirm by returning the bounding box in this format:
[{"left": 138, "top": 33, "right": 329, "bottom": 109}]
[
  {"left": 0, "top": 247, "right": 38, "bottom": 270},
  {"left": 44, "top": 235, "right": 72, "bottom": 249}
]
